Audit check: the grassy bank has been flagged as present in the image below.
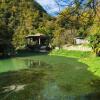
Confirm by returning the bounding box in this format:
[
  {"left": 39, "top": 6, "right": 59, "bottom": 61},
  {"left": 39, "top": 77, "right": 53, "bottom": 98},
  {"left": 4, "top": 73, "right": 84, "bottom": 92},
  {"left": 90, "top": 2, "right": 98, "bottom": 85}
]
[
  {"left": 49, "top": 49, "right": 100, "bottom": 77},
  {"left": 49, "top": 49, "right": 91, "bottom": 58}
]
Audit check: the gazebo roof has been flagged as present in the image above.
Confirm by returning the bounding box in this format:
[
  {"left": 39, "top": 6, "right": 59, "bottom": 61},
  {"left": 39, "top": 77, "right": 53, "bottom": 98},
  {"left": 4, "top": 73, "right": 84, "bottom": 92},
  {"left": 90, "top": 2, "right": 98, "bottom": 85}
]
[{"left": 25, "top": 33, "right": 46, "bottom": 38}]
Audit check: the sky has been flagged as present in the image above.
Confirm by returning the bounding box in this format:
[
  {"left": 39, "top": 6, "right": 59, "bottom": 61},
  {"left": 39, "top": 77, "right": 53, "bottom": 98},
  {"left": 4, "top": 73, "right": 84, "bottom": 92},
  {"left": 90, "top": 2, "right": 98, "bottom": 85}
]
[
  {"left": 35, "top": 0, "right": 74, "bottom": 16},
  {"left": 35, "top": 0, "right": 95, "bottom": 16}
]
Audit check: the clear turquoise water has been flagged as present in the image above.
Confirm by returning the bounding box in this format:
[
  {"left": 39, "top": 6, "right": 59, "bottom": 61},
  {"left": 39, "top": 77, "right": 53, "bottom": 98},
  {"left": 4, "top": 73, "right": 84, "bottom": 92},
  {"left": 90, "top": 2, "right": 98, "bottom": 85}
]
[{"left": 0, "top": 54, "right": 100, "bottom": 100}]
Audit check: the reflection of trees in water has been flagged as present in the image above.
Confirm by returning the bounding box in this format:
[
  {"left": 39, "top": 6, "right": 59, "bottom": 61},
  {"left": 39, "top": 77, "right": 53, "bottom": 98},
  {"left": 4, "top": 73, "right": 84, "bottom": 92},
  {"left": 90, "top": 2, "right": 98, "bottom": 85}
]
[
  {"left": 24, "top": 59, "right": 52, "bottom": 69},
  {"left": 0, "top": 60, "right": 54, "bottom": 100},
  {"left": 0, "top": 59, "right": 100, "bottom": 100},
  {"left": 0, "top": 69, "right": 48, "bottom": 100}
]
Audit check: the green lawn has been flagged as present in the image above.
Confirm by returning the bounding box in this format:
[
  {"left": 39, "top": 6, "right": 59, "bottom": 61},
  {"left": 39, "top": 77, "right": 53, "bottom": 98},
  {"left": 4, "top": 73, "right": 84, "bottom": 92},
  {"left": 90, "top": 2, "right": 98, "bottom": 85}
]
[{"left": 49, "top": 49, "right": 100, "bottom": 77}]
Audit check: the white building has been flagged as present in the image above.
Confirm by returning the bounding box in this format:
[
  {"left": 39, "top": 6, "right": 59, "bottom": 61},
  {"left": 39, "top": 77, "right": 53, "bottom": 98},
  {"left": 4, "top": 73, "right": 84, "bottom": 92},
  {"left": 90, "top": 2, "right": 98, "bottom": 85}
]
[{"left": 74, "top": 37, "right": 89, "bottom": 45}]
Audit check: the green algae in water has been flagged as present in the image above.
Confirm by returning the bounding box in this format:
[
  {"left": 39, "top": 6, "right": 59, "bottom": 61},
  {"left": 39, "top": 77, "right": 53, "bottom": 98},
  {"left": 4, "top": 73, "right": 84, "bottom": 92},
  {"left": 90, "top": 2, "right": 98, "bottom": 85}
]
[{"left": 0, "top": 55, "right": 100, "bottom": 100}]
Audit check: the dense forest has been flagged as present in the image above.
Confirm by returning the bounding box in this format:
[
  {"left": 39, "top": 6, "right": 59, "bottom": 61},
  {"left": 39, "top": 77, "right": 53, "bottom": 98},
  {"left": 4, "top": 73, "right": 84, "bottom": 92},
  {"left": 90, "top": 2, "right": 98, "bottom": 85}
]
[
  {"left": 0, "top": 0, "right": 52, "bottom": 52},
  {"left": 0, "top": 0, "right": 100, "bottom": 56}
]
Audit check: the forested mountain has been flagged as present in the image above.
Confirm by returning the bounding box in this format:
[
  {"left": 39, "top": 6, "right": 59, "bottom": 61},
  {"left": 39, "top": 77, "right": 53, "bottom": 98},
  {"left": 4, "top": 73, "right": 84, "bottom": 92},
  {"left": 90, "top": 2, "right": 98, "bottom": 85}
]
[
  {"left": 0, "top": 0, "right": 100, "bottom": 56},
  {"left": 0, "top": 0, "right": 51, "bottom": 50}
]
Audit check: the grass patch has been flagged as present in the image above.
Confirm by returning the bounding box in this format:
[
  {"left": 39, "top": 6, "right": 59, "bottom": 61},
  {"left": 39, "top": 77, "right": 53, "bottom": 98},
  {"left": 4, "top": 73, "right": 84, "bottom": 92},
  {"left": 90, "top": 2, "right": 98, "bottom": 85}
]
[
  {"left": 81, "top": 57, "right": 100, "bottom": 77},
  {"left": 50, "top": 49, "right": 100, "bottom": 77},
  {"left": 49, "top": 49, "right": 91, "bottom": 58}
]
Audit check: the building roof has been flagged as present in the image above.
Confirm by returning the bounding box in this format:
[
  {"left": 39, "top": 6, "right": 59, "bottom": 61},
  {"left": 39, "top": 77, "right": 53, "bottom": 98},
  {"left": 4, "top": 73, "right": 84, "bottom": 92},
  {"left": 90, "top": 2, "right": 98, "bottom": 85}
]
[{"left": 25, "top": 33, "right": 46, "bottom": 38}]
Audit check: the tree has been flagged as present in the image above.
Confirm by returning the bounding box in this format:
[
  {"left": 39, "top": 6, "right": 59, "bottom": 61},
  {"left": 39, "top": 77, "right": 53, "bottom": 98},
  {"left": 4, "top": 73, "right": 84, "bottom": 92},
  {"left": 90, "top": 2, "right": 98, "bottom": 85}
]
[
  {"left": 52, "top": 28, "right": 65, "bottom": 48},
  {"left": 0, "top": 0, "right": 50, "bottom": 50},
  {"left": 89, "top": 33, "right": 100, "bottom": 56},
  {"left": 89, "top": 6, "right": 100, "bottom": 56}
]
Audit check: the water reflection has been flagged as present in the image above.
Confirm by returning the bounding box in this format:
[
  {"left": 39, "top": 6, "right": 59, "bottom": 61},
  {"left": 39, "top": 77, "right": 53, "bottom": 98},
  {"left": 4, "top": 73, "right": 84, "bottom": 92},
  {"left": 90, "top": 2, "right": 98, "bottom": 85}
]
[
  {"left": 0, "top": 59, "right": 100, "bottom": 100},
  {"left": 42, "top": 81, "right": 100, "bottom": 100},
  {"left": 0, "top": 69, "right": 47, "bottom": 100},
  {"left": 23, "top": 59, "right": 52, "bottom": 69}
]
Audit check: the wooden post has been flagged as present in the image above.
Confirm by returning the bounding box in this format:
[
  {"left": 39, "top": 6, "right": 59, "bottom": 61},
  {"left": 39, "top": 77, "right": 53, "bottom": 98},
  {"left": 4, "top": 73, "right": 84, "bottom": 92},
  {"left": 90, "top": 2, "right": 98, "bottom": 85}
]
[{"left": 39, "top": 37, "right": 41, "bottom": 45}]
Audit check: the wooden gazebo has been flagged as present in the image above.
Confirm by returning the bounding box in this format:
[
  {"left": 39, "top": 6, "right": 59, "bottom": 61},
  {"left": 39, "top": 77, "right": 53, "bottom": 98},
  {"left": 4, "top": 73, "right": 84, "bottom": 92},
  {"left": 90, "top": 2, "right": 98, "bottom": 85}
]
[
  {"left": 25, "top": 33, "right": 48, "bottom": 45},
  {"left": 25, "top": 33, "right": 50, "bottom": 51}
]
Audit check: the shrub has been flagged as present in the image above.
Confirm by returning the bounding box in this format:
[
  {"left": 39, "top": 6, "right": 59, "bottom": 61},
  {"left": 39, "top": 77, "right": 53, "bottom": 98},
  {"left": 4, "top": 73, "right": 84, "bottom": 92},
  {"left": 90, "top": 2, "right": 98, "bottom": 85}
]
[{"left": 89, "top": 33, "right": 100, "bottom": 56}]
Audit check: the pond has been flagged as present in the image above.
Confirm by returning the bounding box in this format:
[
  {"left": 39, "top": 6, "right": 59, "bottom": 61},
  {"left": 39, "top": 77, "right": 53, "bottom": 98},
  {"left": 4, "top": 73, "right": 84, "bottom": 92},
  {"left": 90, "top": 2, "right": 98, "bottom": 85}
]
[{"left": 0, "top": 53, "right": 100, "bottom": 100}]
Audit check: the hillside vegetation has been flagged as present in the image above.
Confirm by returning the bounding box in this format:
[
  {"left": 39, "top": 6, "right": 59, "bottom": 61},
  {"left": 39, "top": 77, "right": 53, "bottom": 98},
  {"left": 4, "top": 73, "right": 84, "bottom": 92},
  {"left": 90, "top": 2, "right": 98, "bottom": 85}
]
[
  {"left": 0, "top": 0, "right": 51, "bottom": 50},
  {"left": 0, "top": 0, "right": 100, "bottom": 56}
]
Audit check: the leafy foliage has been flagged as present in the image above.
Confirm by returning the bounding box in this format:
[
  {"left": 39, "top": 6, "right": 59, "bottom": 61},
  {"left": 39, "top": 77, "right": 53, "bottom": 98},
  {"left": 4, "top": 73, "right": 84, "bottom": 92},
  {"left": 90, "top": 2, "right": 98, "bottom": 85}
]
[
  {"left": 88, "top": 6, "right": 100, "bottom": 56},
  {"left": 0, "top": 0, "right": 50, "bottom": 50},
  {"left": 0, "top": 0, "right": 100, "bottom": 56},
  {"left": 89, "top": 33, "right": 100, "bottom": 56}
]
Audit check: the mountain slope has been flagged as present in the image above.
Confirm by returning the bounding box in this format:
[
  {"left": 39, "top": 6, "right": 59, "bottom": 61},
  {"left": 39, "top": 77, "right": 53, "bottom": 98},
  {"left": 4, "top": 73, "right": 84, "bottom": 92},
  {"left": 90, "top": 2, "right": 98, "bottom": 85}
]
[{"left": 0, "top": 0, "right": 50, "bottom": 51}]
